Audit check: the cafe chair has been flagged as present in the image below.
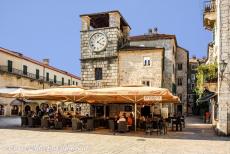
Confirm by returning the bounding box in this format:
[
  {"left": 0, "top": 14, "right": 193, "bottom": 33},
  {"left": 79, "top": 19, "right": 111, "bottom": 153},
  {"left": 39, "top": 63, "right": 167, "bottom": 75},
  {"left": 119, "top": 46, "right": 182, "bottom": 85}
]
[
  {"left": 41, "top": 117, "right": 49, "bottom": 129},
  {"left": 54, "top": 121, "right": 63, "bottom": 129},
  {"left": 72, "top": 118, "right": 82, "bottom": 131},
  {"left": 27, "top": 117, "right": 35, "bottom": 128},
  {"left": 118, "top": 121, "right": 127, "bottom": 133},
  {"left": 86, "top": 119, "right": 94, "bottom": 131},
  {"left": 21, "top": 116, "right": 28, "bottom": 127},
  {"left": 108, "top": 120, "right": 115, "bottom": 135}
]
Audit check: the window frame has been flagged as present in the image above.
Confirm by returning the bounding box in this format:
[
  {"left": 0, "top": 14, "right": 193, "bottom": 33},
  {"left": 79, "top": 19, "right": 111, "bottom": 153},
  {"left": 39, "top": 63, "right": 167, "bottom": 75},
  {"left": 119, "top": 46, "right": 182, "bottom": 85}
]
[
  {"left": 7, "top": 60, "right": 13, "bottom": 72},
  {"left": 23, "top": 65, "right": 28, "bottom": 75},
  {"left": 95, "top": 68, "right": 103, "bottom": 80}
]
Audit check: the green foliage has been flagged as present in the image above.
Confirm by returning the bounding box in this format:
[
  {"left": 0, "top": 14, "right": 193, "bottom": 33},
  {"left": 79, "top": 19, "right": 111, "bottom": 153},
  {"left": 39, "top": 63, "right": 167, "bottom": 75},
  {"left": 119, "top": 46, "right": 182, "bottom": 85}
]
[{"left": 195, "top": 63, "right": 218, "bottom": 97}]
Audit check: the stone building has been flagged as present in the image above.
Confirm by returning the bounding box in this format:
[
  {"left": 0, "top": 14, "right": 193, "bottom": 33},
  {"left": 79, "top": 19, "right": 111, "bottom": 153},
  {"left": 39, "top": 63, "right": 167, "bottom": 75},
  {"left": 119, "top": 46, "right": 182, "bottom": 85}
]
[
  {"left": 176, "top": 47, "right": 189, "bottom": 114},
  {"left": 203, "top": 0, "right": 230, "bottom": 135},
  {"left": 118, "top": 47, "right": 164, "bottom": 87},
  {"left": 0, "top": 47, "right": 81, "bottom": 116},
  {"left": 80, "top": 11, "right": 130, "bottom": 89},
  {"left": 80, "top": 10, "right": 189, "bottom": 115}
]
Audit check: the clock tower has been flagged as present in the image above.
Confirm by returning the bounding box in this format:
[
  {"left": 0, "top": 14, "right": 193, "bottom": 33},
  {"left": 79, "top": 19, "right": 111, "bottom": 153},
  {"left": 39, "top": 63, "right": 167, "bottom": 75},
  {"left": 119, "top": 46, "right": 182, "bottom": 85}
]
[{"left": 80, "top": 11, "right": 131, "bottom": 89}]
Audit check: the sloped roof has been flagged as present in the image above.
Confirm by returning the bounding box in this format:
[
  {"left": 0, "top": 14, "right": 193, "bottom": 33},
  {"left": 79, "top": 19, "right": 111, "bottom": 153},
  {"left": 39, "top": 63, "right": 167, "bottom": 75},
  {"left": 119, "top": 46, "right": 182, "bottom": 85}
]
[{"left": 0, "top": 47, "right": 80, "bottom": 80}]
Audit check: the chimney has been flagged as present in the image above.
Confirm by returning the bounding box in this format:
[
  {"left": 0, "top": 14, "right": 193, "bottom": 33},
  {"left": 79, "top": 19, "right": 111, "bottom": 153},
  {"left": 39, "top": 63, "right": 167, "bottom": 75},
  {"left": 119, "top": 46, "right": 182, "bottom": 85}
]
[
  {"left": 153, "top": 27, "right": 158, "bottom": 34},
  {"left": 192, "top": 55, "right": 196, "bottom": 59},
  {"left": 43, "top": 59, "right": 49, "bottom": 65},
  {"left": 148, "top": 28, "right": 153, "bottom": 35}
]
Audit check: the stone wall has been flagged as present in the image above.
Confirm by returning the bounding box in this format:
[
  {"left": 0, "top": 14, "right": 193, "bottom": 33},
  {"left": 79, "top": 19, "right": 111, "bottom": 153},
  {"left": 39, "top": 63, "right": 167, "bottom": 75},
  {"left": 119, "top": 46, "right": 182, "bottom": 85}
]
[
  {"left": 176, "top": 47, "right": 188, "bottom": 114},
  {"left": 217, "top": 0, "right": 230, "bottom": 135},
  {"left": 81, "top": 27, "right": 122, "bottom": 89},
  {"left": 118, "top": 49, "right": 163, "bottom": 87},
  {"left": 129, "top": 39, "right": 176, "bottom": 92}
]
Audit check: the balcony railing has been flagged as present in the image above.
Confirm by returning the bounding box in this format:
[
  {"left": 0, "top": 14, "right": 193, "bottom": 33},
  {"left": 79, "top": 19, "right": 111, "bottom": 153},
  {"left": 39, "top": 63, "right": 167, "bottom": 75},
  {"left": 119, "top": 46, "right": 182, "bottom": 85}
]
[
  {"left": 204, "top": 1, "right": 216, "bottom": 13},
  {"left": 0, "top": 65, "right": 65, "bottom": 86}
]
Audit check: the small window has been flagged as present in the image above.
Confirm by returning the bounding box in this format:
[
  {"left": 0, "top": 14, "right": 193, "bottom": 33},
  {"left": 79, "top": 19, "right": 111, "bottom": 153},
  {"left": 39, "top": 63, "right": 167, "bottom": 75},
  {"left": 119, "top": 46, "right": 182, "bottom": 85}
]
[
  {"left": 54, "top": 75, "right": 57, "bottom": 83},
  {"left": 177, "top": 78, "right": 183, "bottom": 86},
  {"left": 191, "top": 83, "right": 195, "bottom": 90},
  {"left": 23, "top": 65, "right": 27, "bottom": 75},
  {"left": 177, "top": 63, "right": 183, "bottom": 70},
  {"left": 7, "top": 60, "right": 13, "bottom": 72},
  {"left": 143, "top": 57, "right": 151, "bottom": 66},
  {"left": 76, "top": 82, "right": 78, "bottom": 86},
  {"left": 46, "top": 72, "right": 49, "bottom": 81},
  {"left": 191, "top": 74, "right": 195, "bottom": 81},
  {"left": 173, "top": 64, "right": 175, "bottom": 73},
  {"left": 68, "top": 79, "right": 70, "bottom": 85},
  {"left": 36, "top": 69, "right": 39, "bottom": 79},
  {"left": 95, "top": 68, "right": 102, "bottom": 80},
  {"left": 73, "top": 81, "right": 75, "bottom": 85},
  {"left": 142, "top": 80, "right": 150, "bottom": 87},
  {"left": 62, "top": 78, "right": 64, "bottom": 85}
]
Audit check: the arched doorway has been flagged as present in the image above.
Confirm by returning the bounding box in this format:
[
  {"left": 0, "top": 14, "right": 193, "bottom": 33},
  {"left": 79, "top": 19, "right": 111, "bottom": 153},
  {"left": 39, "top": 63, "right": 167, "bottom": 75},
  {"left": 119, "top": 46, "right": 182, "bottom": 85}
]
[
  {"left": 24, "top": 105, "right": 31, "bottom": 115},
  {"left": 11, "top": 105, "right": 19, "bottom": 115},
  {"left": 0, "top": 105, "right": 4, "bottom": 115},
  {"left": 11, "top": 99, "right": 22, "bottom": 116}
]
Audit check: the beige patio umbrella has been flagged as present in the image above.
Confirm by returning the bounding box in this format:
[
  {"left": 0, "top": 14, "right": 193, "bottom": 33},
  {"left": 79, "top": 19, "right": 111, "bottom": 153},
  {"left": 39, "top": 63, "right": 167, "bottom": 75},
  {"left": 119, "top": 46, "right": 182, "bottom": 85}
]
[
  {"left": 86, "top": 86, "right": 179, "bottom": 104},
  {"left": 20, "top": 86, "right": 86, "bottom": 102},
  {"left": 86, "top": 86, "right": 180, "bottom": 131}
]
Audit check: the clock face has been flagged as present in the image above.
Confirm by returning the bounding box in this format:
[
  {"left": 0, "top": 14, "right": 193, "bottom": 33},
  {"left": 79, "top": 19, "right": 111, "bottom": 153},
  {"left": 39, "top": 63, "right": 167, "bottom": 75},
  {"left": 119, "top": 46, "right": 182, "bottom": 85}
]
[{"left": 89, "top": 32, "right": 108, "bottom": 52}]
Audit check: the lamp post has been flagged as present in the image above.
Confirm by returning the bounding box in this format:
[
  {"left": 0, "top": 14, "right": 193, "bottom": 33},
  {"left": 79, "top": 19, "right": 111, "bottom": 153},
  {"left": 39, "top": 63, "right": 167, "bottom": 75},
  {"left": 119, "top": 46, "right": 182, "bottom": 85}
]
[{"left": 219, "top": 59, "right": 227, "bottom": 80}]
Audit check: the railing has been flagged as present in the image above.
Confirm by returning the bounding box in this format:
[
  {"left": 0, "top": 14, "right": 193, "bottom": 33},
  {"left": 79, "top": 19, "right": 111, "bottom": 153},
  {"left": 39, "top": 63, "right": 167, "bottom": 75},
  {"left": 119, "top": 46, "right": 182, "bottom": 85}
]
[
  {"left": 0, "top": 65, "right": 64, "bottom": 86},
  {"left": 204, "top": 1, "right": 216, "bottom": 13}
]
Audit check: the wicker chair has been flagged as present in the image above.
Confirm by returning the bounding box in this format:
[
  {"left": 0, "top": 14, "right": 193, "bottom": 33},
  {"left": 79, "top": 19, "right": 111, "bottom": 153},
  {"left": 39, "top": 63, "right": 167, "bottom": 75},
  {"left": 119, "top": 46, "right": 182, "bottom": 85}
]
[
  {"left": 118, "top": 121, "right": 127, "bottom": 133},
  {"left": 86, "top": 119, "right": 94, "bottom": 131},
  {"left": 41, "top": 117, "right": 49, "bottom": 129},
  {"left": 108, "top": 120, "right": 115, "bottom": 134},
  {"left": 54, "top": 121, "right": 63, "bottom": 129},
  {"left": 21, "top": 116, "right": 28, "bottom": 127},
  {"left": 72, "top": 118, "right": 82, "bottom": 131},
  {"left": 27, "top": 117, "right": 35, "bottom": 127}
]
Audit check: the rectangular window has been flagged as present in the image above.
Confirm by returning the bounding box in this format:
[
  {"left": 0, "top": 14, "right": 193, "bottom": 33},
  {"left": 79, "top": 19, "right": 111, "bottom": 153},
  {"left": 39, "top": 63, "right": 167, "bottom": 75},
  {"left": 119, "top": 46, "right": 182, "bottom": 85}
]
[
  {"left": 191, "top": 74, "right": 195, "bottom": 81},
  {"left": 143, "top": 57, "right": 151, "bottom": 66},
  {"left": 54, "top": 75, "right": 57, "bottom": 83},
  {"left": 46, "top": 72, "right": 49, "bottom": 81},
  {"left": 73, "top": 81, "right": 75, "bottom": 85},
  {"left": 7, "top": 60, "right": 13, "bottom": 72},
  {"left": 177, "top": 78, "right": 183, "bottom": 86},
  {"left": 142, "top": 80, "right": 150, "bottom": 87},
  {"left": 76, "top": 82, "right": 78, "bottom": 86},
  {"left": 62, "top": 77, "right": 64, "bottom": 85},
  {"left": 95, "top": 68, "right": 102, "bottom": 80},
  {"left": 173, "top": 64, "right": 175, "bottom": 73},
  {"left": 191, "top": 83, "right": 195, "bottom": 90},
  {"left": 177, "top": 63, "right": 183, "bottom": 70},
  {"left": 23, "top": 65, "right": 27, "bottom": 75},
  {"left": 36, "top": 69, "right": 39, "bottom": 79},
  {"left": 68, "top": 79, "right": 70, "bottom": 85}
]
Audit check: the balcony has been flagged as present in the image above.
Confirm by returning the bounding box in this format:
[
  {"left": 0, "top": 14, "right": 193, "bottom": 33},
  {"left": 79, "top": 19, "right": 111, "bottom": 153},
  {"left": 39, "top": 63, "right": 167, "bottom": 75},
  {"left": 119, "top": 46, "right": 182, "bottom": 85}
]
[
  {"left": 203, "top": 1, "right": 216, "bottom": 30},
  {"left": 0, "top": 65, "right": 64, "bottom": 86}
]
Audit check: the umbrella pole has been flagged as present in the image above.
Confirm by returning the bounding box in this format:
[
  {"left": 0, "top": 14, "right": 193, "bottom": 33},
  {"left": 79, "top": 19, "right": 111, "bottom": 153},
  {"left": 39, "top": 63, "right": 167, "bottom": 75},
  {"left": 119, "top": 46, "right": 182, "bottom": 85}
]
[{"left": 134, "top": 102, "right": 137, "bottom": 132}]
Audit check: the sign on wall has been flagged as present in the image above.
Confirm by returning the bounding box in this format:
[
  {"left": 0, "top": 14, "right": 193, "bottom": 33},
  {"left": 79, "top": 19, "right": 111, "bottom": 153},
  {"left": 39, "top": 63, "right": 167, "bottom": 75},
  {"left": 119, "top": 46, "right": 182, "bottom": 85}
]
[{"left": 144, "top": 96, "right": 162, "bottom": 101}]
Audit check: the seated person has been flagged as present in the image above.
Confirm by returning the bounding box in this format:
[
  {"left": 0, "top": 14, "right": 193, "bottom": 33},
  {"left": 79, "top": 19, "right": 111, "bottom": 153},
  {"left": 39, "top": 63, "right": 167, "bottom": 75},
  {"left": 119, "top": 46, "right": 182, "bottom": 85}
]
[
  {"left": 117, "top": 115, "right": 126, "bottom": 123},
  {"left": 127, "top": 116, "right": 133, "bottom": 126}
]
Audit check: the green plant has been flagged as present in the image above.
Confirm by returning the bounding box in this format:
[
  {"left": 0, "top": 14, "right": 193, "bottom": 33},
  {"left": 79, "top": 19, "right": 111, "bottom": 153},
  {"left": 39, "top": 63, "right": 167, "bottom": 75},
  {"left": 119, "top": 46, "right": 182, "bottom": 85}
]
[{"left": 194, "top": 63, "right": 218, "bottom": 97}]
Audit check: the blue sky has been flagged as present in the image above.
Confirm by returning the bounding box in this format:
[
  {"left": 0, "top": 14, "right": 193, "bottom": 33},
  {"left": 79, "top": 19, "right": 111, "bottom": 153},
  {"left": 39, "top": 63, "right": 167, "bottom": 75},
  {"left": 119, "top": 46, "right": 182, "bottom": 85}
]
[{"left": 0, "top": 0, "right": 212, "bottom": 76}]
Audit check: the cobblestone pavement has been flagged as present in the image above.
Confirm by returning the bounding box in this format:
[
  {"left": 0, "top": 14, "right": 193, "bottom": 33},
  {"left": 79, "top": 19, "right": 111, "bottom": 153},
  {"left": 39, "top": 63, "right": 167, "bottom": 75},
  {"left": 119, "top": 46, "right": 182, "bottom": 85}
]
[{"left": 0, "top": 116, "right": 229, "bottom": 154}]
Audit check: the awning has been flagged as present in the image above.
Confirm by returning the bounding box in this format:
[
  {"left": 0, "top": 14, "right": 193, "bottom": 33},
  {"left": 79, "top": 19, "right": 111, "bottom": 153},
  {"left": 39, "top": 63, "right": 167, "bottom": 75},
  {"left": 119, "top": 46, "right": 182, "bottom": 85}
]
[{"left": 197, "top": 92, "right": 217, "bottom": 103}]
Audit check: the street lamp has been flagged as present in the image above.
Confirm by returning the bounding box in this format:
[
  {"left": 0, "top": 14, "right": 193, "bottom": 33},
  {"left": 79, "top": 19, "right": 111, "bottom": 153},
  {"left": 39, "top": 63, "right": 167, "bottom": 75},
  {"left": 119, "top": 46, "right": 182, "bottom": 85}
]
[{"left": 219, "top": 59, "right": 228, "bottom": 80}]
